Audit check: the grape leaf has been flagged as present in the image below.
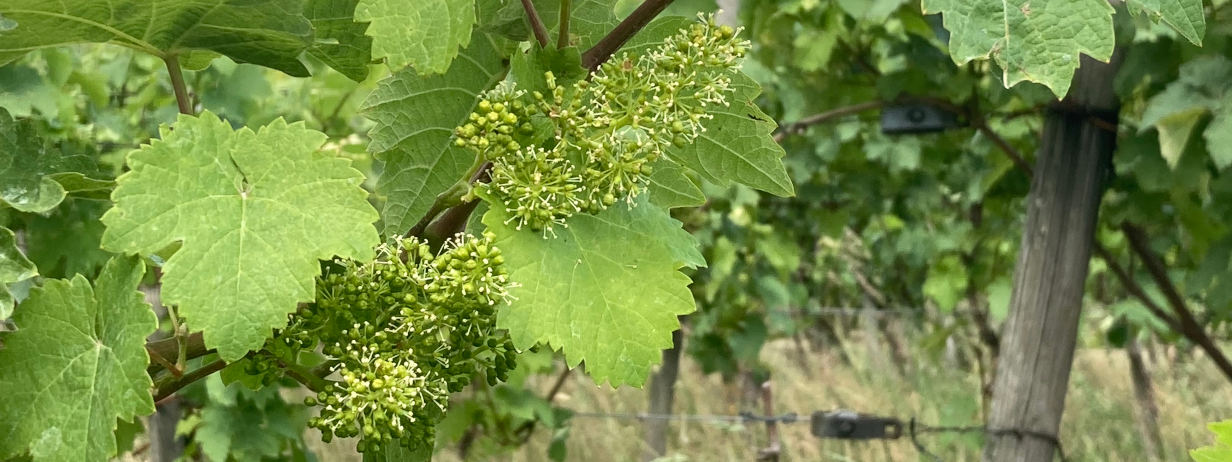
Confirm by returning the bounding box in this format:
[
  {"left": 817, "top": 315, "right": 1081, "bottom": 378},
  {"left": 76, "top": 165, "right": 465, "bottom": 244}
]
[
  {"left": 0, "top": 108, "right": 101, "bottom": 212},
  {"left": 194, "top": 376, "right": 312, "bottom": 462},
  {"left": 921, "top": 0, "right": 1115, "bottom": 97},
  {"left": 0, "top": 0, "right": 314, "bottom": 76},
  {"left": 0, "top": 226, "right": 36, "bottom": 319},
  {"left": 1128, "top": 0, "right": 1205, "bottom": 46},
  {"left": 356, "top": 0, "right": 475, "bottom": 73},
  {"left": 1191, "top": 420, "right": 1232, "bottom": 462},
  {"left": 24, "top": 199, "right": 112, "bottom": 279},
  {"left": 0, "top": 256, "right": 155, "bottom": 462},
  {"left": 1138, "top": 56, "right": 1232, "bottom": 169},
  {"left": 362, "top": 35, "right": 504, "bottom": 235},
  {"left": 483, "top": 196, "right": 702, "bottom": 386},
  {"left": 647, "top": 159, "right": 706, "bottom": 209},
  {"left": 306, "top": 0, "right": 374, "bottom": 81},
  {"left": 665, "top": 98, "right": 794, "bottom": 197},
  {"left": 1207, "top": 108, "right": 1232, "bottom": 170},
  {"left": 923, "top": 254, "right": 968, "bottom": 312},
  {"left": 101, "top": 111, "right": 379, "bottom": 361}
]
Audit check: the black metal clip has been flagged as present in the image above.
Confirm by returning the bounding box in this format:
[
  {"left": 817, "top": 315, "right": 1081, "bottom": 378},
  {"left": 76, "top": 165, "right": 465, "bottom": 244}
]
[{"left": 809, "top": 410, "right": 904, "bottom": 440}]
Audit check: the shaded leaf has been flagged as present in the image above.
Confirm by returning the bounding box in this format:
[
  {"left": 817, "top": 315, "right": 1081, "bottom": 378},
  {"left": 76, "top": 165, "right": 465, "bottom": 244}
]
[
  {"left": 362, "top": 35, "right": 504, "bottom": 235},
  {"left": 647, "top": 159, "right": 705, "bottom": 209},
  {"left": 306, "top": 0, "right": 373, "bottom": 81},
  {"left": 0, "top": 0, "right": 314, "bottom": 76},
  {"left": 0, "top": 108, "right": 101, "bottom": 212},
  {"left": 0, "top": 226, "right": 36, "bottom": 319}
]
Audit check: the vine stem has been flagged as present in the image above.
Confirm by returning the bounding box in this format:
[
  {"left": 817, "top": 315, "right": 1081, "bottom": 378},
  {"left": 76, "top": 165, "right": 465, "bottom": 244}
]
[
  {"left": 1121, "top": 223, "right": 1232, "bottom": 382},
  {"left": 558, "top": 0, "right": 572, "bottom": 49},
  {"left": 521, "top": 0, "right": 551, "bottom": 47},
  {"left": 581, "top": 0, "right": 677, "bottom": 72},
  {"left": 153, "top": 359, "right": 227, "bottom": 403},
  {"left": 164, "top": 55, "right": 193, "bottom": 115},
  {"left": 278, "top": 358, "right": 331, "bottom": 393},
  {"left": 773, "top": 101, "right": 883, "bottom": 142},
  {"left": 407, "top": 157, "right": 489, "bottom": 239}
]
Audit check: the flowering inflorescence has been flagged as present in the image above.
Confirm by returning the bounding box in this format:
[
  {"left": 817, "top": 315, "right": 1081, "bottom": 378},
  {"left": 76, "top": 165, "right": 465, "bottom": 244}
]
[
  {"left": 454, "top": 14, "right": 748, "bottom": 236},
  {"left": 277, "top": 234, "right": 516, "bottom": 454}
]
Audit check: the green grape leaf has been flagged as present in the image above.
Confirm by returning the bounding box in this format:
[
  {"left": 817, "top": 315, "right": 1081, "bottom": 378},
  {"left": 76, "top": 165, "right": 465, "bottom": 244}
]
[
  {"left": 101, "top": 111, "right": 379, "bottom": 361},
  {"left": 1153, "top": 108, "right": 1203, "bottom": 168},
  {"left": 0, "top": 256, "right": 155, "bottom": 462},
  {"left": 194, "top": 376, "right": 311, "bottom": 462},
  {"left": 362, "top": 35, "right": 503, "bottom": 235},
  {"left": 24, "top": 199, "right": 112, "bottom": 279},
  {"left": 1128, "top": 0, "right": 1205, "bottom": 45},
  {"left": 356, "top": 0, "right": 475, "bottom": 73},
  {"left": 306, "top": 0, "right": 374, "bottom": 81},
  {"left": 1138, "top": 56, "right": 1232, "bottom": 169},
  {"left": 0, "top": 108, "right": 101, "bottom": 212},
  {"left": 648, "top": 159, "right": 706, "bottom": 209},
  {"left": 0, "top": 226, "right": 36, "bottom": 319},
  {"left": 483, "top": 196, "right": 702, "bottom": 386},
  {"left": 665, "top": 97, "right": 794, "bottom": 197},
  {"left": 0, "top": 0, "right": 313, "bottom": 76},
  {"left": 924, "top": 255, "right": 968, "bottom": 312},
  {"left": 46, "top": 173, "right": 115, "bottom": 201},
  {"left": 1205, "top": 106, "right": 1232, "bottom": 170},
  {"left": 921, "top": 0, "right": 1115, "bottom": 97},
  {"left": 1191, "top": 420, "right": 1232, "bottom": 462}
]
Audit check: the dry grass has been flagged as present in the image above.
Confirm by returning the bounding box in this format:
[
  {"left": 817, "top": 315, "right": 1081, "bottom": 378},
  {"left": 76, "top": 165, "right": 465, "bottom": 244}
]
[{"left": 306, "top": 327, "right": 1232, "bottom": 462}]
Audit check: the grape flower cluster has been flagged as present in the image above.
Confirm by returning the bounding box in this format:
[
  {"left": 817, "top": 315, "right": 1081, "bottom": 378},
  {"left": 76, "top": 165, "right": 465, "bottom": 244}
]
[
  {"left": 277, "top": 234, "right": 516, "bottom": 454},
  {"left": 454, "top": 14, "right": 749, "bottom": 236}
]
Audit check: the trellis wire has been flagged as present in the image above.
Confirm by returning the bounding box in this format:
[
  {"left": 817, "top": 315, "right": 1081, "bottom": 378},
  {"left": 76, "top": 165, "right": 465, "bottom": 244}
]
[{"left": 568, "top": 410, "right": 1067, "bottom": 462}]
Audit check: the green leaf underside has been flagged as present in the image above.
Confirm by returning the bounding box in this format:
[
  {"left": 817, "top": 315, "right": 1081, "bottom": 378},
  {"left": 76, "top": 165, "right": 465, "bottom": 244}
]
[
  {"left": 306, "top": 0, "right": 374, "bottom": 81},
  {"left": 1128, "top": 0, "right": 1205, "bottom": 45},
  {"left": 0, "top": 256, "right": 154, "bottom": 462},
  {"left": 665, "top": 98, "right": 794, "bottom": 197},
  {"left": 0, "top": 0, "right": 313, "bottom": 76},
  {"left": 922, "top": 0, "right": 1115, "bottom": 97},
  {"left": 648, "top": 159, "right": 706, "bottom": 209},
  {"left": 1139, "top": 56, "right": 1232, "bottom": 169},
  {"left": 25, "top": 199, "right": 113, "bottom": 279},
  {"left": 0, "top": 108, "right": 101, "bottom": 213},
  {"left": 484, "top": 196, "right": 702, "bottom": 386},
  {"left": 100, "top": 111, "right": 379, "bottom": 361},
  {"left": 0, "top": 226, "right": 37, "bottom": 318},
  {"left": 356, "top": 0, "right": 475, "bottom": 73},
  {"left": 362, "top": 34, "right": 504, "bottom": 235}
]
